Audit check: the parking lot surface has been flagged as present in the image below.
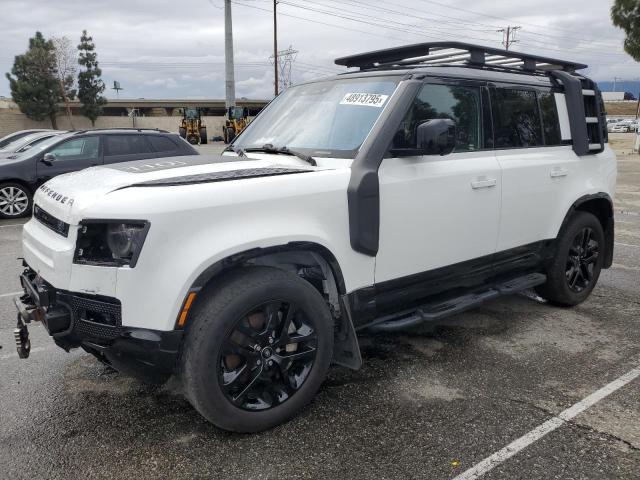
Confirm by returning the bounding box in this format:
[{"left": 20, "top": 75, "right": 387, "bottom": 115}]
[{"left": 1, "top": 135, "right": 638, "bottom": 479}]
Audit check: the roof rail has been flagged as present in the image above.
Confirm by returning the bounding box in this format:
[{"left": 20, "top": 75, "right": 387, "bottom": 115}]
[
  {"left": 334, "top": 41, "right": 587, "bottom": 73},
  {"left": 72, "top": 128, "right": 170, "bottom": 134}
]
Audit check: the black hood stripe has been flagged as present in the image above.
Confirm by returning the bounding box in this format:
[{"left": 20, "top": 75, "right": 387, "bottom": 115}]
[{"left": 126, "top": 167, "right": 313, "bottom": 187}]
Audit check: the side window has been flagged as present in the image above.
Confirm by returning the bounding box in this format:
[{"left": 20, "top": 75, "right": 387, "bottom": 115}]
[
  {"left": 393, "top": 83, "right": 482, "bottom": 152},
  {"left": 538, "top": 92, "right": 562, "bottom": 146},
  {"left": 492, "top": 89, "right": 543, "bottom": 148},
  {"left": 105, "top": 135, "right": 151, "bottom": 157},
  {"left": 148, "top": 135, "right": 178, "bottom": 152},
  {"left": 49, "top": 137, "right": 100, "bottom": 160}
]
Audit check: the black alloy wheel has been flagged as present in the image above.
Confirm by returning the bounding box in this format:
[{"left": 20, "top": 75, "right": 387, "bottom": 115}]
[
  {"left": 219, "top": 300, "right": 318, "bottom": 411},
  {"left": 565, "top": 227, "right": 599, "bottom": 293},
  {"left": 535, "top": 211, "right": 605, "bottom": 306}
]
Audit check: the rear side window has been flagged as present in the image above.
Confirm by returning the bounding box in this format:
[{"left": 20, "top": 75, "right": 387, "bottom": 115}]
[
  {"left": 394, "top": 83, "right": 482, "bottom": 152},
  {"left": 492, "top": 89, "right": 543, "bottom": 148},
  {"left": 148, "top": 135, "right": 178, "bottom": 152},
  {"left": 105, "top": 135, "right": 151, "bottom": 156},
  {"left": 538, "top": 92, "right": 562, "bottom": 146}
]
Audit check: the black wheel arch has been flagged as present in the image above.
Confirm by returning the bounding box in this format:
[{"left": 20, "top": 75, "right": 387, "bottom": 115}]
[
  {"left": 558, "top": 193, "right": 614, "bottom": 268},
  {"left": 180, "top": 242, "right": 362, "bottom": 370}
]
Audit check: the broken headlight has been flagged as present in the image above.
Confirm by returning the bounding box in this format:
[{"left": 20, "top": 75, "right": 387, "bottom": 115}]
[{"left": 74, "top": 221, "right": 149, "bottom": 267}]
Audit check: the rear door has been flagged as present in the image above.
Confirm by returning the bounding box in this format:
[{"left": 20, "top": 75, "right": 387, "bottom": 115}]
[
  {"left": 103, "top": 134, "right": 155, "bottom": 165},
  {"left": 491, "top": 85, "right": 577, "bottom": 265},
  {"left": 36, "top": 135, "right": 102, "bottom": 184}
]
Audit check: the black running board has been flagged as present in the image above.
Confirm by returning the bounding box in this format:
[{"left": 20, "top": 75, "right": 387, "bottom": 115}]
[{"left": 365, "top": 273, "right": 546, "bottom": 332}]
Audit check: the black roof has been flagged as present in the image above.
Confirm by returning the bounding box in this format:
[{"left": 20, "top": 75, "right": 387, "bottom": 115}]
[{"left": 335, "top": 41, "right": 587, "bottom": 74}]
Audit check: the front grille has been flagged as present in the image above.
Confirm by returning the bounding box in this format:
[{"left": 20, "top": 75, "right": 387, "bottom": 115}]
[{"left": 34, "top": 204, "right": 70, "bottom": 237}]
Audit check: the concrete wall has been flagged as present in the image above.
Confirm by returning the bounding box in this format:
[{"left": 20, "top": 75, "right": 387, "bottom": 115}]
[{"left": 0, "top": 110, "right": 229, "bottom": 137}]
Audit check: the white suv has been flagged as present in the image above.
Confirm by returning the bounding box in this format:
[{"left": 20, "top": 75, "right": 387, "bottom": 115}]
[{"left": 13, "top": 42, "right": 616, "bottom": 432}]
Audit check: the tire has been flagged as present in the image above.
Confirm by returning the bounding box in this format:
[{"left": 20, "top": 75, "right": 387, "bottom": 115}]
[
  {"left": 180, "top": 266, "right": 333, "bottom": 432},
  {"left": 0, "top": 182, "right": 32, "bottom": 219},
  {"left": 226, "top": 127, "right": 236, "bottom": 143},
  {"left": 200, "top": 127, "right": 208, "bottom": 144},
  {"left": 179, "top": 127, "right": 187, "bottom": 139},
  {"left": 536, "top": 211, "right": 605, "bottom": 306}
]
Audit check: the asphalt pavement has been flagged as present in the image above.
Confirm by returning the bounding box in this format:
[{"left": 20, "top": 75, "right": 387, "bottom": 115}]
[{"left": 0, "top": 137, "right": 638, "bottom": 479}]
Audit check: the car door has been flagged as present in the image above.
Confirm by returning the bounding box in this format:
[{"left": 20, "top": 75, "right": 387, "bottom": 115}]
[
  {"left": 375, "top": 82, "right": 501, "bottom": 304},
  {"left": 36, "top": 135, "right": 102, "bottom": 184},
  {"left": 491, "top": 86, "right": 578, "bottom": 263},
  {"left": 103, "top": 134, "right": 155, "bottom": 165}
]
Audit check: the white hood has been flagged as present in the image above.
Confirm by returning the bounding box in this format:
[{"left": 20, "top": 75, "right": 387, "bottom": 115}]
[{"left": 33, "top": 154, "right": 315, "bottom": 223}]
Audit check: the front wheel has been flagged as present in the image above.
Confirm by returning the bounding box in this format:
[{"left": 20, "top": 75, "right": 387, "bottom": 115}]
[
  {"left": 536, "top": 211, "right": 604, "bottom": 306},
  {"left": 180, "top": 267, "right": 333, "bottom": 432},
  {"left": 0, "top": 183, "right": 32, "bottom": 219}
]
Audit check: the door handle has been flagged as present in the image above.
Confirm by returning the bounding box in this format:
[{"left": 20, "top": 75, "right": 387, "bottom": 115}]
[
  {"left": 471, "top": 177, "right": 497, "bottom": 189},
  {"left": 550, "top": 167, "right": 569, "bottom": 178}
]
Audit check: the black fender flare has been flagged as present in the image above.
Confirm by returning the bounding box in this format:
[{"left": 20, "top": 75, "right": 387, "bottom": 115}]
[{"left": 184, "top": 242, "right": 363, "bottom": 370}]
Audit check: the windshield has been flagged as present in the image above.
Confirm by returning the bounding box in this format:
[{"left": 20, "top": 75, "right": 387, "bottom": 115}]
[
  {"left": 0, "top": 133, "right": 50, "bottom": 153},
  {"left": 234, "top": 76, "right": 400, "bottom": 158},
  {"left": 11, "top": 133, "right": 71, "bottom": 159}
]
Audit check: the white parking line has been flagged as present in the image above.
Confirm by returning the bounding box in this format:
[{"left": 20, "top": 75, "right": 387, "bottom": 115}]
[
  {"left": 616, "top": 242, "right": 640, "bottom": 249},
  {"left": 0, "top": 291, "right": 21, "bottom": 299},
  {"left": 452, "top": 366, "right": 640, "bottom": 480},
  {"left": 0, "top": 223, "right": 24, "bottom": 228}
]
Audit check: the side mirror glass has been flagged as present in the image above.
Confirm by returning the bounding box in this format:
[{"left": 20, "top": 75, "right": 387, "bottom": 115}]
[
  {"left": 42, "top": 152, "right": 55, "bottom": 165},
  {"left": 416, "top": 118, "right": 457, "bottom": 156}
]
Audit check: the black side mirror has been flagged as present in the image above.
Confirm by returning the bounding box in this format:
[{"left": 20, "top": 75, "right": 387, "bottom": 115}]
[
  {"left": 41, "top": 152, "right": 55, "bottom": 165},
  {"left": 416, "top": 118, "right": 456, "bottom": 155}
]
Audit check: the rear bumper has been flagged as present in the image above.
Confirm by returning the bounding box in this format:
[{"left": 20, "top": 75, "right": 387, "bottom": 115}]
[{"left": 16, "top": 266, "right": 183, "bottom": 384}]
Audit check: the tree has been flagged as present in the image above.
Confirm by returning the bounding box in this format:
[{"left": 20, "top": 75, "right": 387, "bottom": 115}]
[
  {"left": 77, "top": 30, "right": 106, "bottom": 126},
  {"left": 6, "top": 32, "right": 61, "bottom": 128},
  {"left": 612, "top": 0, "right": 640, "bottom": 61},
  {"left": 52, "top": 36, "right": 77, "bottom": 129}
]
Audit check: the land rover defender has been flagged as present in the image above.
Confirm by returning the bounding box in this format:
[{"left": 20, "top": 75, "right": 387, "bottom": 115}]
[{"left": 13, "top": 42, "right": 616, "bottom": 432}]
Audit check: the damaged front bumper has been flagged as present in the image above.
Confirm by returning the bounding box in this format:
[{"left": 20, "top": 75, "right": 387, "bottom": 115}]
[{"left": 14, "top": 265, "right": 183, "bottom": 384}]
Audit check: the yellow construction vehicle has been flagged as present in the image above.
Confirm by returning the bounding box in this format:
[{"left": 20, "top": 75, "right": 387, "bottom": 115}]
[
  {"left": 223, "top": 106, "right": 249, "bottom": 143},
  {"left": 179, "top": 108, "right": 207, "bottom": 145}
]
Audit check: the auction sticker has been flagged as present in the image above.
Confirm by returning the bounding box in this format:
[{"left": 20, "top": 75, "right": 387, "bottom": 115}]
[{"left": 340, "top": 92, "right": 389, "bottom": 107}]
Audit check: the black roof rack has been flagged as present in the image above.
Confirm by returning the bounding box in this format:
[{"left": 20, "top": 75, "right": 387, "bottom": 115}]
[
  {"left": 334, "top": 41, "right": 587, "bottom": 73},
  {"left": 72, "top": 128, "right": 170, "bottom": 134}
]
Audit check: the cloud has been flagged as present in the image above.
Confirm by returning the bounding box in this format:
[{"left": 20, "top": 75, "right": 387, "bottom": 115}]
[{"left": 0, "top": 0, "right": 636, "bottom": 99}]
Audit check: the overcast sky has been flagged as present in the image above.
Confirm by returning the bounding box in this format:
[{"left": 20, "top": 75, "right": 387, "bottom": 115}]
[{"left": 0, "top": 0, "right": 636, "bottom": 100}]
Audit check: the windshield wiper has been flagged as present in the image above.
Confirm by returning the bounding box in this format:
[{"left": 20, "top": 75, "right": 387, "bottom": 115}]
[
  {"left": 244, "top": 143, "right": 317, "bottom": 166},
  {"left": 222, "top": 145, "right": 247, "bottom": 158}
]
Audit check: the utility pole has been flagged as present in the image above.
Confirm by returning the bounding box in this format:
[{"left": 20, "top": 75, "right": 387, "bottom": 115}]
[
  {"left": 273, "top": 0, "right": 278, "bottom": 97},
  {"left": 224, "top": 0, "right": 235, "bottom": 109},
  {"left": 498, "top": 25, "right": 521, "bottom": 50}
]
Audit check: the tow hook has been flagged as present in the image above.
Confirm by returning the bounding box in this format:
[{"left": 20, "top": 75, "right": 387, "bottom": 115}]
[{"left": 14, "top": 316, "right": 31, "bottom": 359}]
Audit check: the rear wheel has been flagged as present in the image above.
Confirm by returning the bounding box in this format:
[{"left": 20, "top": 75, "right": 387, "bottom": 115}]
[
  {"left": 226, "top": 127, "right": 236, "bottom": 143},
  {"left": 536, "top": 211, "right": 604, "bottom": 306},
  {"left": 181, "top": 267, "right": 333, "bottom": 432},
  {"left": 199, "top": 127, "right": 208, "bottom": 144},
  {"left": 0, "top": 183, "right": 32, "bottom": 219}
]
